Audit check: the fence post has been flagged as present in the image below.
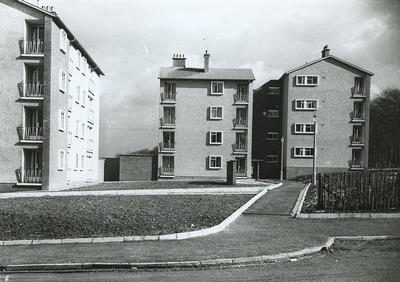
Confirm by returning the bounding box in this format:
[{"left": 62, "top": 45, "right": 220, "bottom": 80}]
[{"left": 317, "top": 173, "right": 323, "bottom": 210}]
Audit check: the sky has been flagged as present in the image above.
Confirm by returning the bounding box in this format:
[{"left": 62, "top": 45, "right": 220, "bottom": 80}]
[{"left": 34, "top": 0, "right": 400, "bottom": 157}]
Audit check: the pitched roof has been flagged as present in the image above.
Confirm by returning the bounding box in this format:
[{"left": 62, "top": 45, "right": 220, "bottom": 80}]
[
  {"left": 158, "top": 67, "right": 255, "bottom": 81},
  {"left": 16, "top": 0, "right": 104, "bottom": 76},
  {"left": 283, "top": 55, "right": 374, "bottom": 76}
]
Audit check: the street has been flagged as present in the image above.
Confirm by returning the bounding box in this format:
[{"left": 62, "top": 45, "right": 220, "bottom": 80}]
[{"left": 4, "top": 239, "right": 400, "bottom": 281}]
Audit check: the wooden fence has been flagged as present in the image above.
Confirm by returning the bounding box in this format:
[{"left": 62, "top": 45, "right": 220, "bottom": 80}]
[{"left": 317, "top": 169, "right": 400, "bottom": 212}]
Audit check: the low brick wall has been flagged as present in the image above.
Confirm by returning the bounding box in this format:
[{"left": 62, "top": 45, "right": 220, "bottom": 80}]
[{"left": 120, "top": 154, "right": 157, "bottom": 181}]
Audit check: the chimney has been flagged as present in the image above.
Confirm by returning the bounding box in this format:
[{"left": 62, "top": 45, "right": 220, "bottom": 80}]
[
  {"left": 172, "top": 54, "right": 186, "bottom": 68},
  {"left": 204, "top": 50, "right": 210, "bottom": 72},
  {"left": 321, "top": 45, "right": 330, "bottom": 58}
]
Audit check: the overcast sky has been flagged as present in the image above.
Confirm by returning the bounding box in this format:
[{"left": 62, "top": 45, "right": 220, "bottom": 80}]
[{"left": 40, "top": 0, "right": 400, "bottom": 157}]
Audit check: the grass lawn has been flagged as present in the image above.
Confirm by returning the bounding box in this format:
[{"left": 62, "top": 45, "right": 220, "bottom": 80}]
[
  {"left": 72, "top": 180, "right": 267, "bottom": 191},
  {"left": 0, "top": 194, "right": 252, "bottom": 240}
]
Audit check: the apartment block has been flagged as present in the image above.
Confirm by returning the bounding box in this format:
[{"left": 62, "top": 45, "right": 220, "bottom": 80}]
[
  {"left": 158, "top": 52, "right": 255, "bottom": 179},
  {"left": 252, "top": 46, "right": 373, "bottom": 179},
  {"left": 0, "top": 0, "right": 104, "bottom": 190}
]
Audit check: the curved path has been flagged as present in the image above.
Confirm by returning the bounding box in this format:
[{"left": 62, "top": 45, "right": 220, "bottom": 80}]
[{"left": 1, "top": 182, "right": 399, "bottom": 265}]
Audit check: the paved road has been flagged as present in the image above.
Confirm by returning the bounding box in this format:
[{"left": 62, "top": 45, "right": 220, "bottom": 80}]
[{"left": 4, "top": 240, "right": 400, "bottom": 281}]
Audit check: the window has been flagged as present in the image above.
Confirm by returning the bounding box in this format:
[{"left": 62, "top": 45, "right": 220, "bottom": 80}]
[
  {"left": 296, "top": 75, "right": 319, "bottom": 86},
  {"left": 266, "top": 155, "right": 278, "bottom": 163},
  {"left": 267, "top": 110, "right": 279, "bottom": 117},
  {"left": 209, "top": 131, "right": 223, "bottom": 144},
  {"left": 69, "top": 58, "right": 74, "bottom": 75},
  {"left": 81, "top": 122, "right": 85, "bottom": 139},
  {"left": 75, "top": 153, "right": 79, "bottom": 170},
  {"left": 266, "top": 132, "right": 279, "bottom": 140},
  {"left": 268, "top": 87, "right": 280, "bottom": 95},
  {"left": 59, "top": 69, "right": 67, "bottom": 92},
  {"left": 294, "top": 147, "right": 314, "bottom": 158},
  {"left": 75, "top": 120, "right": 80, "bottom": 137},
  {"left": 209, "top": 106, "right": 223, "bottom": 119},
  {"left": 295, "top": 123, "right": 315, "bottom": 134},
  {"left": 76, "top": 51, "right": 81, "bottom": 70},
  {"left": 59, "top": 29, "right": 68, "bottom": 53},
  {"left": 211, "top": 81, "right": 224, "bottom": 95},
  {"left": 80, "top": 155, "right": 84, "bottom": 170},
  {"left": 237, "top": 84, "right": 248, "bottom": 95},
  {"left": 295, "top": 99, "right": 318, "bottom": 110},
  {"left": 354, "top": 77, "right": 364, "bottom": 94},
  {"left": 76, "top": 85, "right": 80, "bottom": 103},
  {"left": 58, "top": 110, "right": 66, "bottom": 132},
  {"left": 58, "top": 149, "right": 65, "bottom": 170},
  {"left": 83, "top": 58, "right": 87, "bottom": 75},
  {"left": 209, "top": 155, "right": 222, "bottom": 169},
  {"left": 81, "top": 90, "right": 86, "bottom": 106}
]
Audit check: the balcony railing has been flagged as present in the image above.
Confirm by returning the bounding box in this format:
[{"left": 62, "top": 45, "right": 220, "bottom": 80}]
[
  {"left": 159, "top": 167, "right": 174, "bottom": 177},
  {"left": 160, "top": 92, "right": 176, "bottom": 103},
  {"left": 16, "top": 168, "right": 42, "bottom": 184},
  {"left": 350, "top": 136, "right": 364, "bottom": 145},
  {"left": 233, "top": 93, "right": 249, "bottom": 104},
  {"left": 232, "top": 143, "right": 247, "bottom": 153},
  {"left": 350, "top": 160, "right": 363, "bottom": 169},
  {"left": 160, "top": 117, "right": 176, "bottom": 127},
  {"left": 25, "top": 40, "right": 44, "bottom": 55},
  {"left": 22, "top": 82, "right": 44, "bottom": 98},
  {"left": 236, "top": 169, "right": 246, "bottom": 178},
  {"left": 350, "top": 112, "right": 365, "bottom": 121},
  {"left": 233, "top": 118, "right": 248, "bottom": 128},
  {"left": 160, "top": 141, "right": 175, "bottom": 152},
  {"left": 88, "top": 79, "right": 95, "bottom": 95},
  {"left": 351, "top": 87, "right": 366, "bottom": 98},
  {"left": 18, "top": 126, "right": 43, "bottom": 141}
]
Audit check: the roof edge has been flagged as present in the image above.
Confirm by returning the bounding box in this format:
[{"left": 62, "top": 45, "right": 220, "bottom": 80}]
[{"left": 283, "top": 55, "right": 374, "bottom": 76}]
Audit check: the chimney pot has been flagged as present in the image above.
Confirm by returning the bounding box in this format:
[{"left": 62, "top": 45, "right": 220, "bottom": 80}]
[
  {"left": 322, "top": 45, "right": 330, "bottom": 58},
  {"left": 204, "top": 51, "right": 210, "bottom": 73}
]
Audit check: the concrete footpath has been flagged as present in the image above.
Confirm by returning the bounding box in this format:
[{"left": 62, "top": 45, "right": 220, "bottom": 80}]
[{"left": 0, "top": 182, "right": 399, "bottom": 267}]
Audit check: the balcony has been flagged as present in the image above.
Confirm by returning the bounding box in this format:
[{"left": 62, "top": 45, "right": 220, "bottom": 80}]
[
  {"left": 160, "top": 92, "right": 176, "bottom": 104},
  {"left": 236, "top": 168, "right": 247, "bottom": 178},
  {"left": 159, "top": 167, "right": 174, "bottom": 178},
  {"left": 233, "top": 118, "right": 248, "bottom": 129},
  {"left": 233, "top": 93, "right": 249, "bottom": 104},
  {"left": 16, "top": 168, "right": 42, "bottom": 185},
  {"left": 88, "top": 109, "right": 95, "bottom": 125},
  {"left": 22, "top": 39, "right": 44, "bottom": 56},
  {"left": 232, "top": 143, "right": 247, "bottom": 154},
  {"left": 350, "top": 159, "right": 364, "bottom": 170},
  {"left": 160, "top": 117, "right": 176, "bottom": 128},
  {"left": 350, "top": 136, "right": 365, "bottom": 146},
  {"left": 20, "top": 82, "right": 44, "bottom": 99},
  {"left": 18, "top": 126, "right": 43, "bottom": 143},
  {"left": 350, "top": 112, "right": 365, "bottom": 122},
  {"left": 159, "top": 141, "right": 175, "bottom": 153},
  {"left": 351, "top": 87, "right": 366, "bottom": 98}
]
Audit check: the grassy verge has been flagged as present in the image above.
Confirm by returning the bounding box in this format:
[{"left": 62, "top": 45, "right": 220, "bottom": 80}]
[
  {"left": 72, "top": 181, "right": 266, "bottom": 191},
  {"left": 0, "top": 194, "right": 252, "bottom": 240}
]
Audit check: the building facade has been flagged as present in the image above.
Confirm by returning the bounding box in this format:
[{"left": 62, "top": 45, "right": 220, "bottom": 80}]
[
  {"left": 158, "top": 52, "right": 255, "bottom": 179},
  {"left": 0, "top": 0, "right": 104, "bottom": 190},
  {"left": 253, "top": 46, "right": 373, "bottom": 179}
]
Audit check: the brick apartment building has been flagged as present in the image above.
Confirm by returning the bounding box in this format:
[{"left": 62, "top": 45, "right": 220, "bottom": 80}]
[
  {"left": 158, "top": 52, "right": 255, "bottom": 179},
  {"left": 0, "top": 0, "right": 104, "bottom": 190},
  {"left": 253, "top": 46, "right": 373, "bottom": 179}
]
